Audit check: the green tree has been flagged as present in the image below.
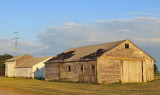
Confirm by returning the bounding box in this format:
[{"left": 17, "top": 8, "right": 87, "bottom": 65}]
[
  {"left": 0, "top": 54, "right": 13, "bottom": 76},
  {"left": 154, "top": 64, "right": 158, "bottom": 74}
]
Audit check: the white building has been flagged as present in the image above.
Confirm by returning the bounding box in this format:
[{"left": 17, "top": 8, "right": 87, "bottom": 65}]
[{"left": 5, "top": 54, "right": 53, "bottom": 79}]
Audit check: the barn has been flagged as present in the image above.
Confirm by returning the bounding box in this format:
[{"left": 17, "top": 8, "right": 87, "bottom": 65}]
[
  {"left": 5, "top": 54, "right": 52, "bottom": 79},
  {"left": 45, "top": 40, "right": 155, "bottom": 83}
]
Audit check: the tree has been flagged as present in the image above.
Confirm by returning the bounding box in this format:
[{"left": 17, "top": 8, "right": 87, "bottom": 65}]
[
  {"left": 0, "top": 54, "right": 13, "bottom": 76},
  {"left": 154, "top": 64, "right": 158, "bottom": 74}
]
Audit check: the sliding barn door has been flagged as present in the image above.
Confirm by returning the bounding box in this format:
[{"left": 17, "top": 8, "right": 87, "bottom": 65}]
[{"left": 121, "top": 60, "right": 142, "bottom": 83}]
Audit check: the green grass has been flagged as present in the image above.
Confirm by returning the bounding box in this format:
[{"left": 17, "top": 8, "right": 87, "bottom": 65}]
[{"left": 0, "top": 74, "right": 160, "bottom": 95}]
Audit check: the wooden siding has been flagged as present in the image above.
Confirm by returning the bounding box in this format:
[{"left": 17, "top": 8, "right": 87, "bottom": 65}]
[
  {"left": 59, "top": 62, "right": 79, "bottom": 82},
  {"left": 15, "top": 68, "right": 32, "bottom": 78},
  {"left": 97, "top": 58, "right": 121, "bottom": 83},
  {"left": 97, "top": 40, "right": 154, "bottom": 83},
  {"left": 45, "top": 63, "right": 60, "bottom": 80},
  {"left": 45, "top": 61, "right": 97, "bottom": 83},
  {"left": 143, "top": 60, "right": 154, "bottom": 82},
  {"left": 121, "top": 60, "right": 142, "bottom": 83},
  {"left": 79, "top": 61, "right": 97, "bottom": 83},
  {"left": 104, "top": 40, "right": 151, "bottom": 60},
  {"left": 45, "top": 40, "right": 154, "bottom": 83},
  {"left": 5, "top": 62, "right": 15, "bottom": 77}
]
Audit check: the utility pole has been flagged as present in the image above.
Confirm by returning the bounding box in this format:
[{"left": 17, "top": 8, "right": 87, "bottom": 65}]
[{"left": 14, "top": 31, "right": 19, "bottom": 57}]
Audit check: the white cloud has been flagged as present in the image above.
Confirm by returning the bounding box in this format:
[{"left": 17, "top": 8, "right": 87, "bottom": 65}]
[
  {"left": 0, "top": 37, "right": 51, "bottom": 56},
  {"left": 133, "top": 37, "right": 160, "bottom": 44},
  {"left": 36, "top": 17, "right": 160, "bottom": 69},
  {"left": 118, "top": 29, "right": 131, "bottom": 33},
  {"left": 37, "top": 17, "right": 160, "bottom": 48},
  {"left": 1, "top": 17, "right": 160, "bottom": 67},
  {"left": 122, "top": 12, "right": 159, "bottom": 16}
]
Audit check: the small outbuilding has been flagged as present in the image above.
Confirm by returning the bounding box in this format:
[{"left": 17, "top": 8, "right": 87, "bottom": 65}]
[
  {"left": 45, "top": 40, "right": 155, "bottom": 83},
  {"left": 5, "top": 54, "right": 52, "bottom": 79}
]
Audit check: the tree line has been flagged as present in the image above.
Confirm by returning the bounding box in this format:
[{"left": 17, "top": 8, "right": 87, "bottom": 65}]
[{"left": 0, "top": 54, "right": 13, "bottom": 76}]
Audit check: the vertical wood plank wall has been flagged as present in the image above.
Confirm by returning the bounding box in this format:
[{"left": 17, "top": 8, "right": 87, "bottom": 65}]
[
  {"left": 121, "top": 60, "right": 142, "bottom": 83},
  {"left": 97, "top": 40, "right": 154, "bottom": 83},
  {"left": 45, "top": 40, "right": 154, "bottom": 83},
  {"left": 143, "top": 60, "right": 154, "bottom": 82},
  {"left": 59, "top": 62, "right": 79, "bottom": 82},
  {"left": 97, "top": 58, "right": 121, "bottom": 83},
  {"left": 45, "top": 61, "right": 97, "bottom": 83},
  {"left": 104, "top": 40, "right": 151, "bottom": 60}
]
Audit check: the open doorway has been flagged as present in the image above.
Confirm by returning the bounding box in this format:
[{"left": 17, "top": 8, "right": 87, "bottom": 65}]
[
  {"left": 79, "top": 65, "right": 84, "bottom": 82},
  {"left": 142, "top": 61, "right": 144, "bottom": 82}
]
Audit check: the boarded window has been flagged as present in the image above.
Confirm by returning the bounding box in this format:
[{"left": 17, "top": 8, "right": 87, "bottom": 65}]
[
  {"left": 80, "top": 65, "right": 84, "bottom": 75},
  {"left": 91, "top": 65, "right": 96, "bottom": 76},
  {"left": 67, "top": 66, "right": 71, "bottom": 72},
  {"left": 125, "top": 44, "right": 129, "bottom": 49}
]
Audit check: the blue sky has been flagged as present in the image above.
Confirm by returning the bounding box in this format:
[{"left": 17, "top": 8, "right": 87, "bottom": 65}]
[{"left": 0, "top": 0, "right": 160, "bottom": 69}]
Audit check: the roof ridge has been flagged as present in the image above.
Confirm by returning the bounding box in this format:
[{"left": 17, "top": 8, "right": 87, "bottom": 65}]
[
  {"left": 5, "top": 54, "right": 32, "bottom": 62},
  {"left": 15, "top": 56, "right": 54, "bottom": 68},
  {"left": 66, "top": 39, "right": 127, "bottom": 52},
  {"left": 47, "top": 39, "right": 128, "bottom": 63},
  {"left": 34, "top": 56, "right": 53, "bottom": 58}
]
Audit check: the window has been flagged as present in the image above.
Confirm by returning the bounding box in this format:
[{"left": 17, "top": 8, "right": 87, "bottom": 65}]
[
  {"left": 36, "top": 68, "right": 39, "bottom": 71},
  {"left": 92, "top": 65, "right": 95, "bottom": 70},
  {"left": 91, "top": 65, "right": 95, "bottom": 76},
  {"left": 67, "top": 66, "right": 71, "bottom": 72},
  {"left": 125, "top": 44, "right": 129, "bottom": 49},
  {"left": 80, "top": 65, "right": 84, "bottom": 75}
]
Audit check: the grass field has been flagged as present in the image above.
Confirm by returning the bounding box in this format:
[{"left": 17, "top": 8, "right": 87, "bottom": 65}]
[{"left": 0, "top": 74, "right": 160, "bottom": 95}]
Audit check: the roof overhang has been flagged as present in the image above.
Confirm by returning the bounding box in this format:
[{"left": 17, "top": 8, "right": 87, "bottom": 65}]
[{"left": 45, "top": 59, "right": 96, "bottom": 64}]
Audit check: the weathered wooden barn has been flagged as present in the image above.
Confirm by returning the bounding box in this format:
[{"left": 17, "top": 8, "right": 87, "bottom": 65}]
[
  {"left": 5, "top": 54, "right": 52, "bottom": 79},
  {"left": 45, "top": 40, "right": 155, "bottom": 83}
]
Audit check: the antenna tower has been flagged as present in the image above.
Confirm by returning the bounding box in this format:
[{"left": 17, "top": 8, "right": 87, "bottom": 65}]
[{"left": 14, "top": 31, "right": 18, "bottom": 57}]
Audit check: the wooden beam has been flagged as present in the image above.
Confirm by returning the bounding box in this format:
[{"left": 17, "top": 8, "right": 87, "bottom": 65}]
[{"left": 98, "top": 56, "right": 153, "bottom": 61}]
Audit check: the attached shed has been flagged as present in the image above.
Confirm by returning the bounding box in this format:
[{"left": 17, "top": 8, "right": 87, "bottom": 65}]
[
  {"left": 45, "top": 40, "right": 155, "bottom": 83},
  {"left": 5, "top": 54, "right": 52, "bottom": 79}
]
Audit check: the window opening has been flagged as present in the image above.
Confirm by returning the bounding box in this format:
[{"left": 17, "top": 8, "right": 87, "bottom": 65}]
[
  {"left": 80, "top": 65, "right": 84, "bottom": 75},
  {"left": 125, "top": 44, "right": 129, "bottom": 49},
  {"left": 91, "top": 65, "right": 95, "bottom": 76},
  {"left": 67, "top": 66, "right": 71, "bottom": 72}
]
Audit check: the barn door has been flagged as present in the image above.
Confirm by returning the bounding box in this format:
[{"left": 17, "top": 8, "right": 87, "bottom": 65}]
[
  {"left": 79, "top": 65, "right": 84, "bottom": 82},
  {"left": 122, "top": 60, "right": 142, "bottom": 83}
]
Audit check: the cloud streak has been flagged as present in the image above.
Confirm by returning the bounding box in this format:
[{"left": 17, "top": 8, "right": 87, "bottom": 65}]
[{"left": 122, "top": 12, "right": 159, "bottom": 16}]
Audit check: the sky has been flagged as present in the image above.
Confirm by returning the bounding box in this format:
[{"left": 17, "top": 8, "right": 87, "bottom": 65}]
[{"left": 0, "top": 0, "right": 160, "bottom": 70}]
